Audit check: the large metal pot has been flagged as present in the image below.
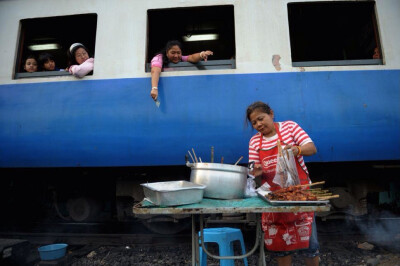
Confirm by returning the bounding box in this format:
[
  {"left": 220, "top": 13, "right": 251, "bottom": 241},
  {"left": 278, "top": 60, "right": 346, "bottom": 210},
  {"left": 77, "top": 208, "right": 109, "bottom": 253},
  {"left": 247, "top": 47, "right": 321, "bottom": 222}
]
[{"left": 187, "top": 162, "right": 248, "bottom": 199}]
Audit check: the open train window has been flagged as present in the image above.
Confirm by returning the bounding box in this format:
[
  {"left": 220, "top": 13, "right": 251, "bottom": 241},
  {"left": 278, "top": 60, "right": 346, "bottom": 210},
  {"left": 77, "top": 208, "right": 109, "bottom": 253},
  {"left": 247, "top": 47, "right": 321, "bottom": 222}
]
[
  {"left": 146, "top": 5, "right": 235, "bottom": 72},
  {"left": 15, "top": 14, "right": 97, "bottom": 79},
  {"left": 288, "top": 1, "right": 383, "bottom": 67}
]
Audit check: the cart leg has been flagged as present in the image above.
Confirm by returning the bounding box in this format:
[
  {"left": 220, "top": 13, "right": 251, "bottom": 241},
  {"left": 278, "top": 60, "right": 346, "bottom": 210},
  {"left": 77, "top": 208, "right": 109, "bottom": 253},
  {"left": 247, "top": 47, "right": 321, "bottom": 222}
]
[
  {"left": 192, "top": 214, "right": 200, "bottom": 266},
  {"left": 257, "top": 214, "right": 266, "bottom": 266}
]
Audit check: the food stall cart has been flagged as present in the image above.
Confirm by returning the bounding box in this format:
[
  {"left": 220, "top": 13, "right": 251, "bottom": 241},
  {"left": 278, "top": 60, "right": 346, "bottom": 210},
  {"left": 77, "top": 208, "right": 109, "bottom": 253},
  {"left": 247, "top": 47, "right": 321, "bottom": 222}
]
[{"left": 133, "top": 197, "right": 330, "bottom": 266}]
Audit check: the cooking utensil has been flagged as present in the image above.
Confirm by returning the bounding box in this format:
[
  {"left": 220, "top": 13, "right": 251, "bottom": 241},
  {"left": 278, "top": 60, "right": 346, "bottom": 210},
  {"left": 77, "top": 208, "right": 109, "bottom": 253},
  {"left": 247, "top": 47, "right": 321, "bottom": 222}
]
[
  {"left": 187, "top": 150, "right": 195, "bottom": 163},
  {"left": 234, "top": 156, "right": 243, "bottom": 165},
  {"left": 187, "top": 162, "right": 248, "bottom": 199},
  {"left": 192, "top": 148, "right": 198, "bottom": 163}
]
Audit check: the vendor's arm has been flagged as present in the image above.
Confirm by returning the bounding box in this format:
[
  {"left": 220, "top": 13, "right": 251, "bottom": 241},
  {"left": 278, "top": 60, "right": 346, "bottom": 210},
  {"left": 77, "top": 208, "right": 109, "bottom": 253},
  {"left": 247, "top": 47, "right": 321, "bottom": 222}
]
[
  {"left": 284, "top": 142, "right": 317, "bottom": 157},
  {"left": 248, "top": 135, "right": 263, "bottom": 177},
  {"left": 150, "top": 66, "right": 161, "bottom": 100},
  {"left": 187, "top": 50, "right": 213, "bottom": 63}
]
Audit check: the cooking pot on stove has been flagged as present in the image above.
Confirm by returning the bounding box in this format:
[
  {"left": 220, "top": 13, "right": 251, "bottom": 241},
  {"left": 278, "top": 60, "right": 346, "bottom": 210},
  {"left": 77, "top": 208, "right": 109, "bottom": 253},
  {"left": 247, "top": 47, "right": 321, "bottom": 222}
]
[{"left": 187, "top": 162, "right": 248, "bottom": 199}]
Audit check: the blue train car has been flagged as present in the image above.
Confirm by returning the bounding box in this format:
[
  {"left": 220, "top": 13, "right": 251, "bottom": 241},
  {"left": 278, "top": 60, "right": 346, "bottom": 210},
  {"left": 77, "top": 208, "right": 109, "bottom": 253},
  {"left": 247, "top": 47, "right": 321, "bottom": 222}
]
[{"left": 0, "top": 0, "right": 399, "bottom": 223}]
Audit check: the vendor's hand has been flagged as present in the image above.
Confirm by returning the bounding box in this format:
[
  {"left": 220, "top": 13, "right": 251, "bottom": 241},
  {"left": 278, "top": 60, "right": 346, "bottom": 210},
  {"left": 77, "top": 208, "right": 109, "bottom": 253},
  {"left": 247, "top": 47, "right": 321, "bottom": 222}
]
[
  {"left": 150, "top": 88, "right": 158, "bottom": 101},
  {"left": 250, "top": 163, "right": 263, "bottom": 177},
  {"left": 200, "top": 50, "right": 213, "bottom": 62},
  {"left": 284, "top": 144, "right": 300, "bottom": 156}
]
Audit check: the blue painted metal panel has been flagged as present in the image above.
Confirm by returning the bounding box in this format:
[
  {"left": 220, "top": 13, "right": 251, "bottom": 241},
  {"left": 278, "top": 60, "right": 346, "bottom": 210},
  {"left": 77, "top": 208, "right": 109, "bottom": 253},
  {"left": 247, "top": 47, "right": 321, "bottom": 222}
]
[{"left": 0, "top": 70, "right": 399, "bottom": 167}]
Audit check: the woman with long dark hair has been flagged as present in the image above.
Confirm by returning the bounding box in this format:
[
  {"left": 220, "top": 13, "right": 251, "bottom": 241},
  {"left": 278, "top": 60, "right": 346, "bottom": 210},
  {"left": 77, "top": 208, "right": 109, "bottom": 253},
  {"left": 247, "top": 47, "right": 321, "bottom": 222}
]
[{"left": 150, "top": 40, "right": 213, "bottom": 102}]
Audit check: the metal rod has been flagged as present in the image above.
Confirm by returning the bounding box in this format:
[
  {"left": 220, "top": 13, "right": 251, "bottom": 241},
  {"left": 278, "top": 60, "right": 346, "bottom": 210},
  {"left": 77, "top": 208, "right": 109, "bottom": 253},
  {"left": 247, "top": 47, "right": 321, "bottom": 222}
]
[
  {"left": 192, "top": 148, "right": 198, "bottom": 163},
  {"left": 258, "top": 213, "right": 266, "bottom": 266},
  {"left": 211, "top": 146, "right": 214, "bottom": 163},
  {"left": 192, "top": 215, "right": 197, "bottom": 266},
  {"left": 188, "top": 151, "right": 195, "bottom": 163},
  {"left": 234, "top": 156, "right": 243, "bottom": 165}
]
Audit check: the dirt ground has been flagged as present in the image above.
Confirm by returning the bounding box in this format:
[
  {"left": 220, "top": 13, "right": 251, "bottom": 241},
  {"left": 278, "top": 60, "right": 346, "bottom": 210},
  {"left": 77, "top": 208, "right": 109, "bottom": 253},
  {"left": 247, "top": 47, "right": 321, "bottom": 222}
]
[{"left": 51, "top": 239, "right": 400, "bottom": 266}]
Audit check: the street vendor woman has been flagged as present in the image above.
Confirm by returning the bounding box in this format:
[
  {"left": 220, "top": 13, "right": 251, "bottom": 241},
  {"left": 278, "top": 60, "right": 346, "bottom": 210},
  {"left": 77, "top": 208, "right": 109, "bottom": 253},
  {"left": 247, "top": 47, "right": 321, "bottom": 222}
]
[{"left": 246, "top": 101, "right": 319, "bottom": 266}]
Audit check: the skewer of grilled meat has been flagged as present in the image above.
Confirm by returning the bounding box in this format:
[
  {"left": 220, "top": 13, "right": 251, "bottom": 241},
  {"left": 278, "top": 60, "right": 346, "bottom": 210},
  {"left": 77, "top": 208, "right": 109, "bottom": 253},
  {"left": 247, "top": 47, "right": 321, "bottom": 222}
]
[
  {"left": 266, "top": 182, "right": 330, "bottom": 201},
  {"left": 267, "top": 189, "right": 318, "bottom": 201}
]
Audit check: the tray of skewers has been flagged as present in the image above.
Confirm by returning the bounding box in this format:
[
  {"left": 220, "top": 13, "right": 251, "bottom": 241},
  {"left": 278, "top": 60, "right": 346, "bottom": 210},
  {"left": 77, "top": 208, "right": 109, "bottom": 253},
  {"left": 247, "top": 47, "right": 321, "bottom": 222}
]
[{"left": 257, "top": 181, "right": 339, "bottom": 206}]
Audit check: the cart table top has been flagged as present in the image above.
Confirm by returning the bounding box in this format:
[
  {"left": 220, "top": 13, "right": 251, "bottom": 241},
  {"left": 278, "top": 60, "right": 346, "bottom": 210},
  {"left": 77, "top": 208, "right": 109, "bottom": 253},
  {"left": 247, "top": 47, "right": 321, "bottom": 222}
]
[{"left": 133, "top": 197, "right": 330, "bottom": 215}]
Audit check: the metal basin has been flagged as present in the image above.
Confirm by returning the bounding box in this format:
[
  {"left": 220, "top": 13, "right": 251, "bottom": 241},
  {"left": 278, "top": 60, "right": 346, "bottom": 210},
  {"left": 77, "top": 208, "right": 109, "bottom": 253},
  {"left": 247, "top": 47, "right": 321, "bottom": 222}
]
[
  {"left": 188, "top": 163, "right": 248, "bottom": 199},
  {"left": 141, "top": 180, "right": 206, "bottom": 206}
]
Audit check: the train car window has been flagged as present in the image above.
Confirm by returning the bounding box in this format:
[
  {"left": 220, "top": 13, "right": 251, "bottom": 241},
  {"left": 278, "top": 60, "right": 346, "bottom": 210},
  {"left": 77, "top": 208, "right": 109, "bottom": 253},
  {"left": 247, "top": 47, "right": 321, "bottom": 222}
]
[
  {"left": 288, "top": 1, "right": 383, "bottom": 67},
  {"left": 146, "top": 5, "right": 235, "bottom": 72},
  {"left": 15, "top": 14, "right": 97, "bottom": 79}
]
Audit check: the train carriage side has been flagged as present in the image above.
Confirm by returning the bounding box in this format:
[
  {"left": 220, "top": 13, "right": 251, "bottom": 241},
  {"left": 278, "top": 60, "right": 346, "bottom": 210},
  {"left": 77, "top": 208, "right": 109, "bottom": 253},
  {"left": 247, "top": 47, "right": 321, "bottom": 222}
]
[{"left": 0, "top": 0, "right": 399, "bottom": 224}]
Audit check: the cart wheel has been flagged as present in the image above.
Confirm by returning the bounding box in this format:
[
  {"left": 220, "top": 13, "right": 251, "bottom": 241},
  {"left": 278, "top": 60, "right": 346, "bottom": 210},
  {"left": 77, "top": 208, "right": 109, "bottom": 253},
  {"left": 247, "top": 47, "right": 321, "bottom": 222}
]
[{"left": 141, "top": 215, "right": 191, "bottom": 234}]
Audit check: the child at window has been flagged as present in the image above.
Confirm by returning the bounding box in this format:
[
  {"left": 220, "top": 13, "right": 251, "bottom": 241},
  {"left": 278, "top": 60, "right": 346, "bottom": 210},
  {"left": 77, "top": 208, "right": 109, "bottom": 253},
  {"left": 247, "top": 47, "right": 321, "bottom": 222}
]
[
  {"left": 38, "top": 52, "right": 62, "bottom": 71},
  {"left": 66, "top": 43, "right": 94, "bottom": 78},
  {"left": 23, "top": 55, "right": 38, "bottom": 73}
]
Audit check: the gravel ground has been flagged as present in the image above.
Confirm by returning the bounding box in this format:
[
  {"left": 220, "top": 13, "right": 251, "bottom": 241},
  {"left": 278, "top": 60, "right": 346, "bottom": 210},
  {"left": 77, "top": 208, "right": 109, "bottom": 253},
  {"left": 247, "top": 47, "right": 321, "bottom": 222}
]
[{"left": 58, "top": 239, "right": 400, "bottom": 266}]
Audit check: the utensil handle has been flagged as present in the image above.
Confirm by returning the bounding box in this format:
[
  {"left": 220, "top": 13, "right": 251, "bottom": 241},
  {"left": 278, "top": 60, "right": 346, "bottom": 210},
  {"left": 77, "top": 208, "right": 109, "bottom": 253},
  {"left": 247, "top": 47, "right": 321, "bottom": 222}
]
[
  {"left": 187, "top": 151, "right": 195, "bottom": 163},
  {"left": 192, "top": 148, "right": 198, "bottom": 163},
  {"left": 234, "top": 156, "right": 243, "bottom": 165}
]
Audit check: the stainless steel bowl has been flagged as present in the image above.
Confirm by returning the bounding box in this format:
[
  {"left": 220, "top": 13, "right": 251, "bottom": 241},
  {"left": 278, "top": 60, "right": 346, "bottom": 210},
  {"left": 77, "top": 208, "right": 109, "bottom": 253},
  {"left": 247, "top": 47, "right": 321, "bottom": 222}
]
[{"left": 188, "top": 163, "right": 248, "bottom": 199}]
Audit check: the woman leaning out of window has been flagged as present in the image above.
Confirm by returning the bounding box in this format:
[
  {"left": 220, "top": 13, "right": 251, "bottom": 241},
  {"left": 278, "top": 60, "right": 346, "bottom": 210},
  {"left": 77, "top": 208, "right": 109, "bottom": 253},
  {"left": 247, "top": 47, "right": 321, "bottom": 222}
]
[
  {"left": 66, "top": 43, "right": 94, "bottom": 78},
  {"left": 150, "top": 40, "right": 213, "bottom": 102}
]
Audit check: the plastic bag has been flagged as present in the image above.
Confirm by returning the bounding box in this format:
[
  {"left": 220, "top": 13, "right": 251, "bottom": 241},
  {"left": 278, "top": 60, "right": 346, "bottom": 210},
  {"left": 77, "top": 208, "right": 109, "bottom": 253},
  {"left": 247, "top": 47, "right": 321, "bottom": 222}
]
[
  {"left": 272, "top": 148, "right": 300, "bottom": 188},
  {"left": 256, "top": 180, "right": 271, "bottom": 194},
  {"left": 244, "top": 175, "right": 258, "bottom": 198}
]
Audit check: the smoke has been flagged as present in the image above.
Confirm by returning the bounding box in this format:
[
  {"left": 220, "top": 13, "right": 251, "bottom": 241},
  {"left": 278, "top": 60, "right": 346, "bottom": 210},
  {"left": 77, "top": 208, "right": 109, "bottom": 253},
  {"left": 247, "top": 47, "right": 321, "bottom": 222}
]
[{"left": 353, "top": 210, "right": 400, "bottom": 252}]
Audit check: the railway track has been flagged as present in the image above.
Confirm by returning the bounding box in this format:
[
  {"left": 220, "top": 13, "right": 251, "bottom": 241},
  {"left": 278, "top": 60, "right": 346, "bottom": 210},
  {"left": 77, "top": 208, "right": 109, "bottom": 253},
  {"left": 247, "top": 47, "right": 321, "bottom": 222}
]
[{"left": 2, "top": 217, "right": 398, "bottom": 246}]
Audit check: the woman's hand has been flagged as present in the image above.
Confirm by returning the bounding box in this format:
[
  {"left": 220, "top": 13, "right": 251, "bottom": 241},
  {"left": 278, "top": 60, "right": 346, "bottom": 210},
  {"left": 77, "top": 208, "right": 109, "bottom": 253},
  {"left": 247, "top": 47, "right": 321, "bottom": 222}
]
[
  {"left": 200, "top": 50, "right": 213, "bottom": 61},
  {"left": 250, "top": 163, "right": 263, "bottom": 177},
  {"left": 150, "top": 87, "right": 158, "bottom": 101},
  {"left": 284, "top": 143, "right": 317, "bottom": 156},
  {"left": 283, "top": 144, "right": 300, "bottom": 156}
]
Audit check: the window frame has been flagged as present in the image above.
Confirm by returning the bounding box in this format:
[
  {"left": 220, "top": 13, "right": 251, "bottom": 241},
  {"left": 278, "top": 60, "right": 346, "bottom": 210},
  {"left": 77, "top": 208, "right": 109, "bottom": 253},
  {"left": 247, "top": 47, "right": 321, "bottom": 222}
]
[
  {"left": 14, "top": 13, "right": 98, "bottom": 79},
  {"left": 146, "top": 5, "right": 236, "bottom": 73},
  {"left": 287, "top": 1, "right": 383, "bottom": 67}
]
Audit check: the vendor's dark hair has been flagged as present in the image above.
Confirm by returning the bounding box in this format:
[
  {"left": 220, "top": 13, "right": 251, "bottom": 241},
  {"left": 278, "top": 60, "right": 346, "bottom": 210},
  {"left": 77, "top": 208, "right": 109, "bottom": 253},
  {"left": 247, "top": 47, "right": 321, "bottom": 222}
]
[
  {"left": 38, "top": 52, "right": 54, "bottom": 68},
  {"left": 246, "top": 101, "right": 273, "bottom": 126},
  {"left": 155, "top": 40, "right": 183, "bottom": 68}
]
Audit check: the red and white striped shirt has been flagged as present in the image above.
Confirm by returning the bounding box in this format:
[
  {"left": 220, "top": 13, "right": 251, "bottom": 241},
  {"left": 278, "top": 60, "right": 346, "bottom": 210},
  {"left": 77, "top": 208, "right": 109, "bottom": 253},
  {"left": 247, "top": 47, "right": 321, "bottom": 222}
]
[{"left": 248, "top": 121, "right": 313, "bottom": 174}]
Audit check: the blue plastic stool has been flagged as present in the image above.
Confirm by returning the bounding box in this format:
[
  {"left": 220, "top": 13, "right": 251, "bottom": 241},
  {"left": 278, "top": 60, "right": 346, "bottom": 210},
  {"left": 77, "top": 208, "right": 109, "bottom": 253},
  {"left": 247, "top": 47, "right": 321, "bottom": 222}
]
[{"left": 199, "top": 227, "right": 248, "bottom": 266}]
